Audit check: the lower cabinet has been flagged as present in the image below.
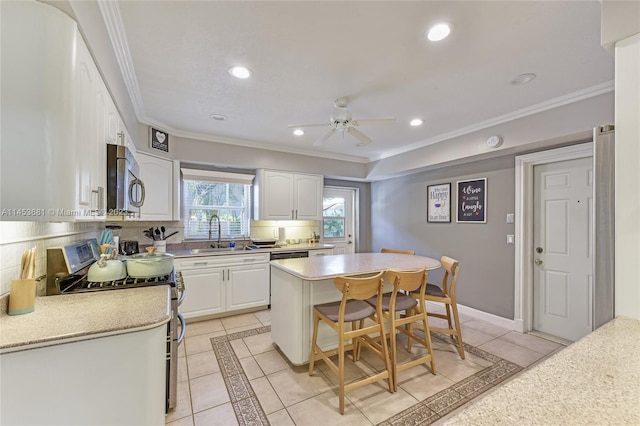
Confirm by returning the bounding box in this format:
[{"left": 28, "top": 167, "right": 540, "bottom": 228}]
[
  {"left": 176, "top": 253, "right": 269, "bottom": 319},
  {"left": 308, "top": 248, "right": 334, "bottom": 256}
]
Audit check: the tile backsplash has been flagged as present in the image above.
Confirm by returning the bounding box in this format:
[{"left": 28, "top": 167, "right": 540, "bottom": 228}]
[{"left": 0, "top": 222, "right": 102, "bottom": 295}]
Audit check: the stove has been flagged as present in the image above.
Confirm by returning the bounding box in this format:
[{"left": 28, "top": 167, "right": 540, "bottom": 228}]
[{"left": 55, "top": 271, "right": 175, "bottom": 294}]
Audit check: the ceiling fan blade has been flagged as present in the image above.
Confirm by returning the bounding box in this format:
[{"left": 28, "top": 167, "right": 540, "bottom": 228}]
[
  {"left": 351, "top": 117, "right": 396, "bottom": 126},
  {"left": 313, "top": 129, "right": 337, "bottom": 146},
  {"left": 287, "top": 123, "right": 330, "bottom": 128},
  {"left": 347, "top": 127, "right": 373, "bottom": 146}
]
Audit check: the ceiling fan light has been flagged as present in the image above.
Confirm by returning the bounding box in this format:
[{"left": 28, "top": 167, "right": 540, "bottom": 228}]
[
  {"left": 293, "top": 129, "right": 304, "bottom": 136},
  {"left": 228, "top": 66, "right": 252, "bottom": 79},
  {"left": 427, "top": 23, "right": 451, "bottom": 42},
  {"left": 410, "top": 118, "right": 423, "bottom": 126}
]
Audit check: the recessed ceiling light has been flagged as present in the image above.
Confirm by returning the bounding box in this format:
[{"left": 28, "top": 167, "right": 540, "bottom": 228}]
[
  {"left": 293, "top": 129, "right": 304, "bottom": 136},
  {"left": 510, "top": 73, "right": 536, "bottom": 86},
  {"left": 410, "top": 118, "right": 424, "bottom": 126},
  {"left": 209, "top": 114, "right": 226, "bottom": 121},
  {"left": 427, "top": 23, "right": 451, "bottom": 42},
  {"left": 228, "top": 66, "right": 252, "bottom": 79}
]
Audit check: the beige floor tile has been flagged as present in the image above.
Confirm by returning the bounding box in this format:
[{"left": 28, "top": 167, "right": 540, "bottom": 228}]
[
  {"left": 187, "top": 350, "right": 220, "bottom": 379},
  {"left": 230, "top": 338, "right": 252, "bottom": 359},
  {"left": 287, "top": 389, "right": 372, "bottom": 425},
  {"left": 253, "top": 308, "right": 271, "bottom": 325},
  {"left": 500, "top": 331, "right": 564, "bottom": 355},
  {"left": 165, "top": 380, "right": 192, "bottom": 423},
  {"left": 267, "top": 409, "right": 295, "bottom": 426},
  {"left": 479, "top": 338, "right": 547, "bottom": 367},
  {"left": 349, "top": 383, "right": 418, "bottom": 425},
  {"left": 225, "top": 323, "right": 266, "bottom": 334},
  {"left": 239, "top": 356, "right": 265, "bottom": 380},
  {"left": 177, "top": 355, "right": 189, "bottom": 383},
  {"left": 254, "top": 349, "right": 291, "bottom": 376},
  {"left": 398, "top": 367, "right": 455, "bottom": 400},
  {"left": 193, "top": 402, "right": 238, "bottom": 426},
  {"left": 250, "top": 376, "right": 285, "bottom": 414},
  {"left": 166, "top": 415, "right": 193, "bottom": 426},
  {"left": 189, "top": 372, "right": 230, "bottom": 413},
  {"left": 221, "top": 312, "right": 260, "bottom": 331},
  {"left": 184, "top": 331, "right": 225, "bottom": 356},
  {"left": 453, "top": 325, "right": 494, "bottom": 347},
  {"left": 430, "top": 348, "right": 484, "bottom": 382},
  {"left": 185, "top": 318, "right": 224, "bottom": 337},
  {"left": 462, "top": 319, "right": 511, "bottom": 338},
  {"left": 267, "top": 365, "right": 334, "bottom": 407},
  {"left": 243, "top": 331, "right": 276, "bottom": 355}
]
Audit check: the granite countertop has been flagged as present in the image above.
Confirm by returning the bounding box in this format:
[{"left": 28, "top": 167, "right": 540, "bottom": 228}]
[
  {"left": 0, "top": 286, "right": 171, "bottom": 354},
  {"left": 270, "top": 252, "right": 442, "bottom": 280},
  {"left": 170, "top": 243, "right": 335, "bottom": 258},
  {"left": 440, "top": 316, "right": 640, "bottom": 425}
]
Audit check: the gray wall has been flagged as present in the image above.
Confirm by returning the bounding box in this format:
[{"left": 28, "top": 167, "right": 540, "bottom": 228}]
[{"left": 371, "top": 155, "right": 516, "bottom": 319}]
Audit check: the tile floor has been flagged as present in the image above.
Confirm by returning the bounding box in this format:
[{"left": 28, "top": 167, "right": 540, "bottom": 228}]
[{"left": 166, "top": 305, "right": 565, "bottom": 426}]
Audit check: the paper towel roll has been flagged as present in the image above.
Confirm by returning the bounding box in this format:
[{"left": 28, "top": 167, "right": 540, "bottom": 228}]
[{"left": 278, "top": 227, "right": 286, "bottom": 243}]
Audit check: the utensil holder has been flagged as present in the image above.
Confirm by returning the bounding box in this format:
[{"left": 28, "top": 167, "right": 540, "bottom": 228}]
[
  {"left": 8, "top": 279, "right": 36, "bottom": 315},
  {"left": 153, "top": 240, "right": 166, "bottom": 253}
]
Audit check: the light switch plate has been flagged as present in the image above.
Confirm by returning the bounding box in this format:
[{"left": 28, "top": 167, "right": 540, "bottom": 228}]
[
  {"left": 507, "top": 234, "right": 515, "bottom": 244},
  {"left": 506, "top": 213, "right": 514, "bottom": 224}
]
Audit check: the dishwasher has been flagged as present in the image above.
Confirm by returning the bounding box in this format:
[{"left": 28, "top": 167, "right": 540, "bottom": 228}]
[{"left": 270, "top": 251, "right": 309, "bottom": 260}]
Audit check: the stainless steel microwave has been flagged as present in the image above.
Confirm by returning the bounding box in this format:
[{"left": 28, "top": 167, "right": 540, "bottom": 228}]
[{"left": 106, "top": 144, "right": 145, "bottom": 215}]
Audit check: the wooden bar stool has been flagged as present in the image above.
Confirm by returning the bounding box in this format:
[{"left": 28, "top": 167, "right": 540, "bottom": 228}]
[
  {"left": 367, "top": 268, "right": 436, "bottom": 391},
  {"left": 420, "top": 256, "right": 464, "bottom": 359},
  {"left": 381, "top": 248, "right": 416, "bottom": 255},
  {"left": 308, "top": 271, "right": 394, "bottom": 414}
]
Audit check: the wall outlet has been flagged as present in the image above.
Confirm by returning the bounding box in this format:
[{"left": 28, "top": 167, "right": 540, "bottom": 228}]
[
  {"left": 506, "top": 213, "right": 514, "bottom": 224},
  {"left": 507, "top": 234, "right": 515, "bottom": 244}
]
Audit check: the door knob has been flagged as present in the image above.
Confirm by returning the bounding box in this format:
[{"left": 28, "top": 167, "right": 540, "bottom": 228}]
[{"left": 534, "top": 258, "right": 543, "bottom": 265}]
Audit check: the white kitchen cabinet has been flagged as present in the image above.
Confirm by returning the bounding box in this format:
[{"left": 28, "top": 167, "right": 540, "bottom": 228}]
[
  {"left": 138, "top": 152, "right": 180, "bottom": 221},
  {"left": 254, "top": 169, "right": 323, "bottom": 220},
  {"left": 175, "top": 253, "right": 269, "bottom": 319},
  {"left": 308, "top": 248, "right": 334, "bottom": 256}
]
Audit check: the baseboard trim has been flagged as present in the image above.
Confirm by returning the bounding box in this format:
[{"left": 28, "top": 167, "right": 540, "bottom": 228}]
[{"left": 426, "top": 301, "right": 516, "bottom": 331}]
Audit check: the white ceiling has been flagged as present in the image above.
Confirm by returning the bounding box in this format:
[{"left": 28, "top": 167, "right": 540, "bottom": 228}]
[{"left": 109, "top": 1, "right": 613, "bottom": 163}]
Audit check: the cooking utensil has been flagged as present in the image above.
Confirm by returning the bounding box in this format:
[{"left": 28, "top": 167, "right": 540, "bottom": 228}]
[
  {"left": 154, "top": 228, "right": 161, "bottom": 240},
  {"left": 148, "top": 227, "right": 156, "bottom": 240},
  {"left": 124, "top": 251, "right": 174, "bottom": 278},
  {"left": 163, "top": 231, "right": 179, "bottom": 240},
  {"left": 161, "top": 226, "right": 166, "bottom": 240},
  {"left": 143, "top": 230, "right": 155, "bottom": 240}
]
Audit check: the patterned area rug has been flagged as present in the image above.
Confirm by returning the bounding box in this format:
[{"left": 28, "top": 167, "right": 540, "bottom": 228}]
[{"left": 211, "top": 327, "right": 522, "bottom": 425}]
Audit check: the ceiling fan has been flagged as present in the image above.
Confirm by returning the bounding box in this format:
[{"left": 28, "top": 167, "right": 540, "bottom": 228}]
[{"left": 288, "top": 97, "right": 396, "bottom": 146}]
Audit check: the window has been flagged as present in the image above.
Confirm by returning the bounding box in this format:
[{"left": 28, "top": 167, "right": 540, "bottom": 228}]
[
  {"left": 323, "top": 196, "right": 345, "bottom": 238},
  {"left": 181, "top": 169, "right": 253, "bottom": 240}
]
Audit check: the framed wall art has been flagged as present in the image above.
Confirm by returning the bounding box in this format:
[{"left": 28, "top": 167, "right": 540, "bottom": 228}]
[
  {"left": 427, "top": 183, "right": 451, "bottom": 223},
  {"left": 456, "top": 178, "right": 486, "bottom": 223},
  {"left": 150, "top": 127, "right": 169, "bottom": 152}
]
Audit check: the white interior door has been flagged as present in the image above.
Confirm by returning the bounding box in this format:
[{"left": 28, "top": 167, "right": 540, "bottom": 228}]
[
  {"left": 322, "top": 187, "right": 355, "bottom": 254},
  {"left": 533, "top": 157, "right": 593, "bottom": 341}
]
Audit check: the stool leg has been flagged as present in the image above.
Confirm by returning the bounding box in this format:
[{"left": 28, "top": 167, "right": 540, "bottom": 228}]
[
  {"left": 338, "top": 327, "right": 346, "bottom": 414},
  {"left": 309, "top": 312, "right": 320, "bottom": 375},
  {"left": 451, "top": 302, "right": 465, "bottom": 359}
]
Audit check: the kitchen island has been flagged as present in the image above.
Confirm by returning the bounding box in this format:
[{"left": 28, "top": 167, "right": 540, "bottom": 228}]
[{"left": 270, "top": 253, "right": 441, "bottom": 365}]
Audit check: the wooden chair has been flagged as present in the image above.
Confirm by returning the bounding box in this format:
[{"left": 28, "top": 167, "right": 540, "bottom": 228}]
[
  {"left": 367, "top": 268, "right": 436, "bottom": 391},
  {"left": 380, "top": 248, "right": 416, "bottom": 255},
  {"left": 308, "top": 271, "right": 394, "bottom": 414},
  {"left": 417, "top": 256, "right": 464, "bottom": 359}
]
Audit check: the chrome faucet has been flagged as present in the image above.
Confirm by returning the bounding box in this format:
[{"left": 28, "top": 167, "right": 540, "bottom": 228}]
[{"left": 208, "top": 214, "right": 221, "bottom": 247}]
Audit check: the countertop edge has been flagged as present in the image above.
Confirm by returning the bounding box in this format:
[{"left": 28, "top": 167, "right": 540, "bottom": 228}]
[{"left": 170, "top": 244, "right": 335, "bottom": 258}]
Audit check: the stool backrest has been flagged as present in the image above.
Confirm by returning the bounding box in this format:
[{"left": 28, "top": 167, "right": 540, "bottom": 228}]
[
  {"left": 440, "top": 256, "right": 460, "bottom": 296},
  {"left": 334, "top": 271, "right": 384, "bottom": 301},
  {"left": 384, "top": 268, "right": 427, "bottom": 294}
]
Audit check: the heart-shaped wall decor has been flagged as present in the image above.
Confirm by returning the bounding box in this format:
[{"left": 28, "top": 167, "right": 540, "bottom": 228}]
[{"left": 156, "top": 131, "right": 166, "bottom": 143}]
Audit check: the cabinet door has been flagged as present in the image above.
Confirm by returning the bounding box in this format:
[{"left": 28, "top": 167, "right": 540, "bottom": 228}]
[
  {"left": 93, "top": 79, "right": 109, "bottom": 219},
  {"left": 138, "top": 152, "right": 174, "bottom": 221},
  {"left": 226, "top": 263, "right": 270, "bottom": 311},
  {"left": 262, "top": 171, "right": 295, "bottom": 219},
  {"left": 75, "top": 35, "right": 96, "bottom": 212},
  {"left": 294, "top": 174, "right": 323, "bottom": 220},
  {"left": 178, "top": 267, "right": 225, "bottom": 319}
]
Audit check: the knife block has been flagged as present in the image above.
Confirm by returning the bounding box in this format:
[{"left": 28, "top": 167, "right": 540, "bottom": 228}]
[{"left": 8, "top": 279, "right": 36, "bottom": 315}]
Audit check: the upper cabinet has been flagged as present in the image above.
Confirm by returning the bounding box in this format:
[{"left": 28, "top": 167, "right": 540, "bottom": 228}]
[
  {"left": 254, "top": 170, "right": 323, "bottom": 220},
  {"left": 138, "top": 152, "right": 180, "bottom": 221},
  {"left": 0, "top": 1, "right": 130, "bottom": 221}
]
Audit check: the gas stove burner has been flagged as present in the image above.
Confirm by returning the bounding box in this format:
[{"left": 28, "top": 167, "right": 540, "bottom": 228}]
[{"left": 57, "top": 272, "right": 175, "bottom": 294}]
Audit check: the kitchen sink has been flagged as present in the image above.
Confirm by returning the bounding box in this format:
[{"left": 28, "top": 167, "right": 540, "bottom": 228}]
[{"left": 189, "top": 248, "right": 234, "bottom": 254}]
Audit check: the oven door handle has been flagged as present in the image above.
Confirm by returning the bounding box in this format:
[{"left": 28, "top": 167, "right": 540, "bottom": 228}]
[{"left": 176, "top": 313, "right": 186, "bottom": 345}]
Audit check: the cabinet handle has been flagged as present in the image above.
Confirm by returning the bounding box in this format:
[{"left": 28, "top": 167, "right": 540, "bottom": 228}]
[
  {"left": 192, "top": 262, "right": 208, "bottom": 266},
  {"left": 295, "top": 209, "right": 298, "bottom": 219},
  {"left": 291, "top": 209, "right": 294, "bottom": 219},
  {"left": 98, "top": 186, "right": 104, "bottom": 211},
  {"left": 117, "top": 131, "right": 124, "bottom": 145}
]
